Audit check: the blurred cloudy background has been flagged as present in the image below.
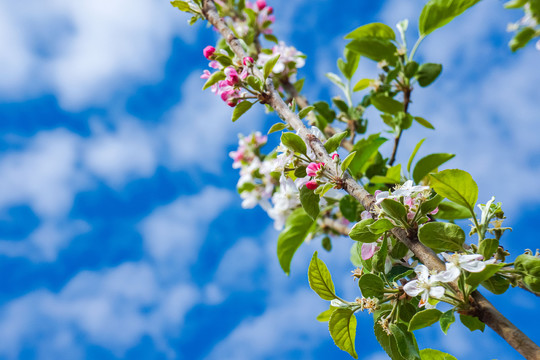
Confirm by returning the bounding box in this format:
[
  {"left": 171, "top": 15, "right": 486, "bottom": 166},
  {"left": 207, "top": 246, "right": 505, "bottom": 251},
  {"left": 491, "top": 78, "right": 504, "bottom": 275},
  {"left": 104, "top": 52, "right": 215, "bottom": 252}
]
[{"left": 0, "top": 0, "right": 539, "bottom": 359}]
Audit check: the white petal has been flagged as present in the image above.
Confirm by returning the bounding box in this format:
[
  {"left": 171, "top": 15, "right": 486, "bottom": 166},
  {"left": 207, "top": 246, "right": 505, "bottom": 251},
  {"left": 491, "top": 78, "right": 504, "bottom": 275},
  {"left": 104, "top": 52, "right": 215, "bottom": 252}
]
[
  {"left": 432, "top": 263, "right": 460, "bottom": 283},
  {"left": 403, "top": 280, "right": 423, "bottom": 297},
  {"left": 415, "top": 264, "right": 430, "bottom": 282},
  {"left": 419, "top": 291, "right": 430, "bottom": 307},
  {"left": 461, "top": 260, "right": 486, "bottom": 273},
  {"left": 429, "top": 286, "right": 445, "bottom": 299},
  {"left": 460, "top": 254, "right": 484, "bottom": 263},
  {"left": 331, "top": 299, "right": 348, "bottom": 308}
]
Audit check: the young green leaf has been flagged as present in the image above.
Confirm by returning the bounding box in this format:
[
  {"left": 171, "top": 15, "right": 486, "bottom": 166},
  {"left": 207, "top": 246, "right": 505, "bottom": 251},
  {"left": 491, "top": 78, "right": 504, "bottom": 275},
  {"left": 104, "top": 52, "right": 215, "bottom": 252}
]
[
  {"left": 268, "top": 122, "right": 287, "bottom": 134},
  {"left": 359, "top": 273, "right": 384, "bottom": 299},
  {"left": 439, "top": 309, "right": 456, "bottom": 335},
  {"left": 347, "top": 134, "right": 387, "bottom": 176},
  {"left": 341, "top": 151, "right": 357, "bottom": 172},
  {"left": 478, "top": 238, "right": 499, "bottom": 259},
  {"left": 419, "top": 0, "right": 482, "bottom": 36},
  {"left": 232, "top": 101, "right": 254, "bottom": 122},
  {"left": 294, "top": 78, "right": 305, "bottom": 92},
  {"left": 337, "top": 50, "right": 360, "bottom": 80},
  {"left": 482, "top": 274, "right": 510, "bottom": 294},
  {"left": 371, "top": 95, "right": 403, "bottom": 115},
  {"left": 316, "top": 306, "right": 337, "bottom": 322},
  {"left": 281, "top": 132, "right": 307, "bottom": 154},
  {"left": 298, "top": 106, "right": 315, "bottom": 119},
  {"left": 412, "top": 153, "right": 455, "bottom": 184},
  {"left": 372, "top": 235, "right": 389, "bottom": 273},
  {"left": 263, "top": 33, "right": 279, "bottom": 44},
  {"left": 429, "top": 169, "right": 478, "bottom": 213},
  {"left": 419, "top": 194, "right": 443, "bottom": 216},
  {"left": 416, "top": 63, "right": 443, "bottom": 87},
  {"left": 408, "top": 309, "right": 442, "bottom": 331},
  {"left": 322, "top": 236, "right": 332, "bottom": 251},
  {"left": 419, "top": 349, "right": 457, "bottom": 360},
  {"left": 509, "top": 27, "right": 537, "bottom": 52},
  {"left": 434, "top": 201, "right": 472, "bottom": 220},
  {"left": 345, "top": 22, "right": 396, "bottom": 40},
  {"left": 326, "top": 72, "right": 346, "bottom": 90},
  {"left": 263, "top": 54, "right": 281, "bottom": 79},
  {"left": 413, "top": 116, "right": 435, "bottom": 129},
  {"left": 459, "top": 314, "right": 485, "bottom": 332},
  {"left": 294, "top": 165, "right": 307, "bottom": 178},
  {"left": 329, "top": 309, "right": 358, "bottom": 359},
  {"left": 300, "top": 186, "right": 320, "bottom": 220},
  {"left": 202, "top": 70, "right": 226, "bottom": 90},
  {"left": 418, "top": 222, "right": 465, "bottom": 252},
  {"left": 171, "top": 1, "right": 192, "bottom": 11},
  {"left": 368, "top": 219, "right": 394, "bottom": 234},
  {"left": 308, "top": 251, "right": 336, "bottom": 300},
  {"left": 349, "top": 219, "right": 380, "bottom": 242},
  {"left": 466, "top": 263, "right": 504, "bottom": 290},
  {"left": 277, "top": 208, "right": 314, "bottom": 275},
  {"left": 324, "top": 131, "right": 348, "bottom": 153},
  {"left": 346, "top": 38, "right": 397, "bottom": 63},
  {"left": 380, "top": 199, "right": 408, "bottom": 225},
  {"left": 353, "top": 78, "right": 371, "bottom": 92},
  {"left": 407, "top": 138, "right": 426, "bottom": 173}
]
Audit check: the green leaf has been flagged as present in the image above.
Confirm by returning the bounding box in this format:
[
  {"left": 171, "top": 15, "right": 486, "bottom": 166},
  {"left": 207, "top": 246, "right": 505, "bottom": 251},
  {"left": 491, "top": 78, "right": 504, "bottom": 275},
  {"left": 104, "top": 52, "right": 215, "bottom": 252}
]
[
  {"left": 439, "top": 309, "right": 456, "bottom": 335},
  {"left": 408, "top": 138, "right": 426, "bottom": 173},
  {"left": 434, "top": 201, "right": 472, "bottom": 220},
  {"left": 374, "top": 322, "right": 406, "bottom": 360},
  {"left": 281, "top": 132, "right": 307, "bottom": 155},
  {"left": 419, "top": 194, "right": 443, "bottom": 216},
  {"left": 414, "top": 116, "right": 435, "bottom": 129},
  {"left": 202, "top": 71, "right": 225, "bottom": 90},
  {"left": 373, "top": 235, "right": 389, "bottom": 273},
  {"left": 294, "top": 165, "right": 307, "bottom": 178},
  {"left": 353, "top": 78, "right": 371, "bottom": 92},
  {"left": 317, "top": 306, "right": 337, "bottom": 322},
  {"left": 263, "top": 33, "right": 278, "bottom": 44},
  {"left": 349, "top": 219, "right": 380, "bottom": 243},
  {"left": 348, "top": 134, "right": 387, "bottom": 177},
  {"left": 368, "top": 219, "right": 395, "bottom": 234},
  {"left": 300, "top": 186, "right": 320, "bottom": 220},
  {"left": 329, "top": 308, "right": 358, "bottom": 359},
  {"left": 429, "top": 169, "right": 478, "bottom": 212},
  {"left": 345, "top": 22, "right": 396, "bottom": 40},
  {"left": 466, "top": 263, "right": 504, "bottom": 290},
  {"left": 298, "top": 106, "right": 315, "bottom": 119},
  {"left": 346, "top": 38, "right": 397, "bottom": 63},
  {"left": 390, "top": 323, "right": 421, "bottom": 360},
  {"left": 308, "top": 251, "right": 336, "bottom": 300},
  {"left": 232, "top": 101, "right": 254, "bottom": 122},
  {"left": 313, "top": 101, "right": 336, "bottom": 123},
  {"left": 277, "top": 208, "right": 314, "bottom": 275},
  {"left": 478, "top": 238, "right": 499, "bottom": 259},
  {"left": 416, "top": 63, "right": 443, "bottom": 87},
  {"left": 294, "top": 78, "right": 305, "bottom": 92},
  {"left": 263, "top": 54, "right": 281, "bottom": 79},
  {"left": 359, "top": 273, "right": 384, "bottom": 299},
  {"left": 408, "top": 309, "right": 442, "bottom": 331},
  {"left": 322, "top": 236, "right": 332, "bottom": 251},
  {"left": 510, "top": 27, "right": 537, "bottom": 52},
  {"left": 404, "top": 61, "right": 419, "bottom": 78},
  {"left": 338, "top": 50, "right": 361, "bottom": 80},
  {"left": 412, "top": 153, "right": 455, "bottom": 184},
  {"left": 171, "top": 1, "right": 192, "bottom": 11},
  {"left": 380, "top": 199, "right": 408, "bottom": 225},
  {"left": 418, "top": 222, "right": 465, "bottom": 252},
  {"left": 268, "top": 122, "right": 287, "bottom": 134},
  {"left": 387, "top": 164, "right": 402, "bottom": 182},
  {"left": 420, "top": 349, "right": 457, "bottom": 360},
  {"left": 246, "top": 75, "right": 263, "bottom": 92},
  {"left": 387, "top": 265, "right": 414, "bottom": 282},
  {"left": 419, "top": 0, "right": 482, "bottom": 36},
  {"left": 333, "top": 97, "right": 349, "bottom": 113},
  {"left": 324, "top": 131, "right": 348, "bottom": 153},
  {"left": 341, "top": 151, "right": 357, "bottom": 172},
  {"left": 339, "top": 195, "right": 359, "bottom": 222},
  {"left": 326, "top": 72, "right": 346, "bottom": 90},
  {"left": 482, "top": 273, "right": 510, "bottom": 294},
  {"left": 214, "top": 54, "right": 233, "bottom": 67},
  {"left": 316, "top": 182, "right": 334, "bottom": 197},
  {"left": 371, "top": 96, "right": 403, "bottom": 115},
  {"left": 459, "top": 314, "right": 485, "bottom": 332}
]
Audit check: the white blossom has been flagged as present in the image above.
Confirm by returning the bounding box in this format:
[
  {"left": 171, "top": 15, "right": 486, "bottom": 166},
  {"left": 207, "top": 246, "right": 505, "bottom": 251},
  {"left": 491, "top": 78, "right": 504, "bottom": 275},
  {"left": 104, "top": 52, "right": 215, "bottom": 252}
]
[{"left": 403, "top": 264, "right": 456, "bottom": 308}]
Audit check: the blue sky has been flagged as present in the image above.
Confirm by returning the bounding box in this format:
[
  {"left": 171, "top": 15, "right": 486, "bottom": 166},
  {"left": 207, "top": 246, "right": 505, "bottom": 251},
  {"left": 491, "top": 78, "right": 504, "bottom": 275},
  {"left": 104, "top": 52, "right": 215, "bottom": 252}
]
[{"left": 0, "top": 0, "right": 539, "bottom": 359}]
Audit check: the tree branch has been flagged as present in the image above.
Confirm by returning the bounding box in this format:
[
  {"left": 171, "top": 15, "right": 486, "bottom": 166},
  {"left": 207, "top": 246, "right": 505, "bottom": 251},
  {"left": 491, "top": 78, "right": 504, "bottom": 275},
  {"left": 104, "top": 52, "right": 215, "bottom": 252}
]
[{"left": 200, "top": 2, "right": 540, "bottom": 358}]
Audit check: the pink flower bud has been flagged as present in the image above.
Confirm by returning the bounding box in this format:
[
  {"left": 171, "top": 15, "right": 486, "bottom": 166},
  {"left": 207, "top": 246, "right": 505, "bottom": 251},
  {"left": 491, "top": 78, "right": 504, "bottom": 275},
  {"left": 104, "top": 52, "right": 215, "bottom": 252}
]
[
  {"left": 243, "top": 56, "right": 254, "bottom": 66},
  {"left": 224, "top": 67, "right": 240, "bottom": 85},
  {"left": 331, "top": 153, "right": 339, "bottom": 161},
  {"left": 267, "top": 6, "right": 274, "bottom": 14},
  {"left": 200, "top": 70, "right": 211, "bottom": 79},
  {"left": 256, "top": 0, "right": 266, "bottom": 10},
  {"left": 430, "top": 207, "right": 439, "bottom": 215},
  {"left": 203, "top": 46, "right": 216, "bottom": 59},
  {"left": 306, "top": 162, "right": 325, "bottom": 177},
  {"left": 306, "top": 180, "right": 319, "bottom": 190}
]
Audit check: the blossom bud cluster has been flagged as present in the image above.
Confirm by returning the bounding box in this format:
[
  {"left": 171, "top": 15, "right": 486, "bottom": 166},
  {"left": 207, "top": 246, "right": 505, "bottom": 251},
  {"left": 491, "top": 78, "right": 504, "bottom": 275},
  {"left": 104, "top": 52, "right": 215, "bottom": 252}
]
[{"left": 257, "top": 41, "right": 306, "bottom": 82}]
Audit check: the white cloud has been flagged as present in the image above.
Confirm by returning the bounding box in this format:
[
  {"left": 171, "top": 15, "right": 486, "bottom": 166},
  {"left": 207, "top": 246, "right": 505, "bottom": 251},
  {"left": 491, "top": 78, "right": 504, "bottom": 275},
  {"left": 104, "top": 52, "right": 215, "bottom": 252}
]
[
  {"left": 0, "top": 262, "right": 199, "bottom": 359},
  {"left": 0, "top": 0, "right": 193, "bottom": 110}
]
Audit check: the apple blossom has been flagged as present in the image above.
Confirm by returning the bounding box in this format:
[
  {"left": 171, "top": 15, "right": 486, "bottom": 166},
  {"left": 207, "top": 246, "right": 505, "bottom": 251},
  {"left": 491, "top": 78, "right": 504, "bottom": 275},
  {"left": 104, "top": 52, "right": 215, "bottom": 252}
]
[{"left": 203, "top": 45, "right": 215, "bottom": 59}]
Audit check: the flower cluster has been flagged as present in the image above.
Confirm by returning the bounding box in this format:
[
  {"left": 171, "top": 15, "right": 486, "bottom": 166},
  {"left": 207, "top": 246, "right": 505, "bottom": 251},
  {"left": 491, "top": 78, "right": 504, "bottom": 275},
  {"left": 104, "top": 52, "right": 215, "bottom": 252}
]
[
  {"left": 257, "top": 41, "right": 306, "bottom": 81},
  {"left": 374, "top": 180, "right": 437, "bottom": 222}
]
